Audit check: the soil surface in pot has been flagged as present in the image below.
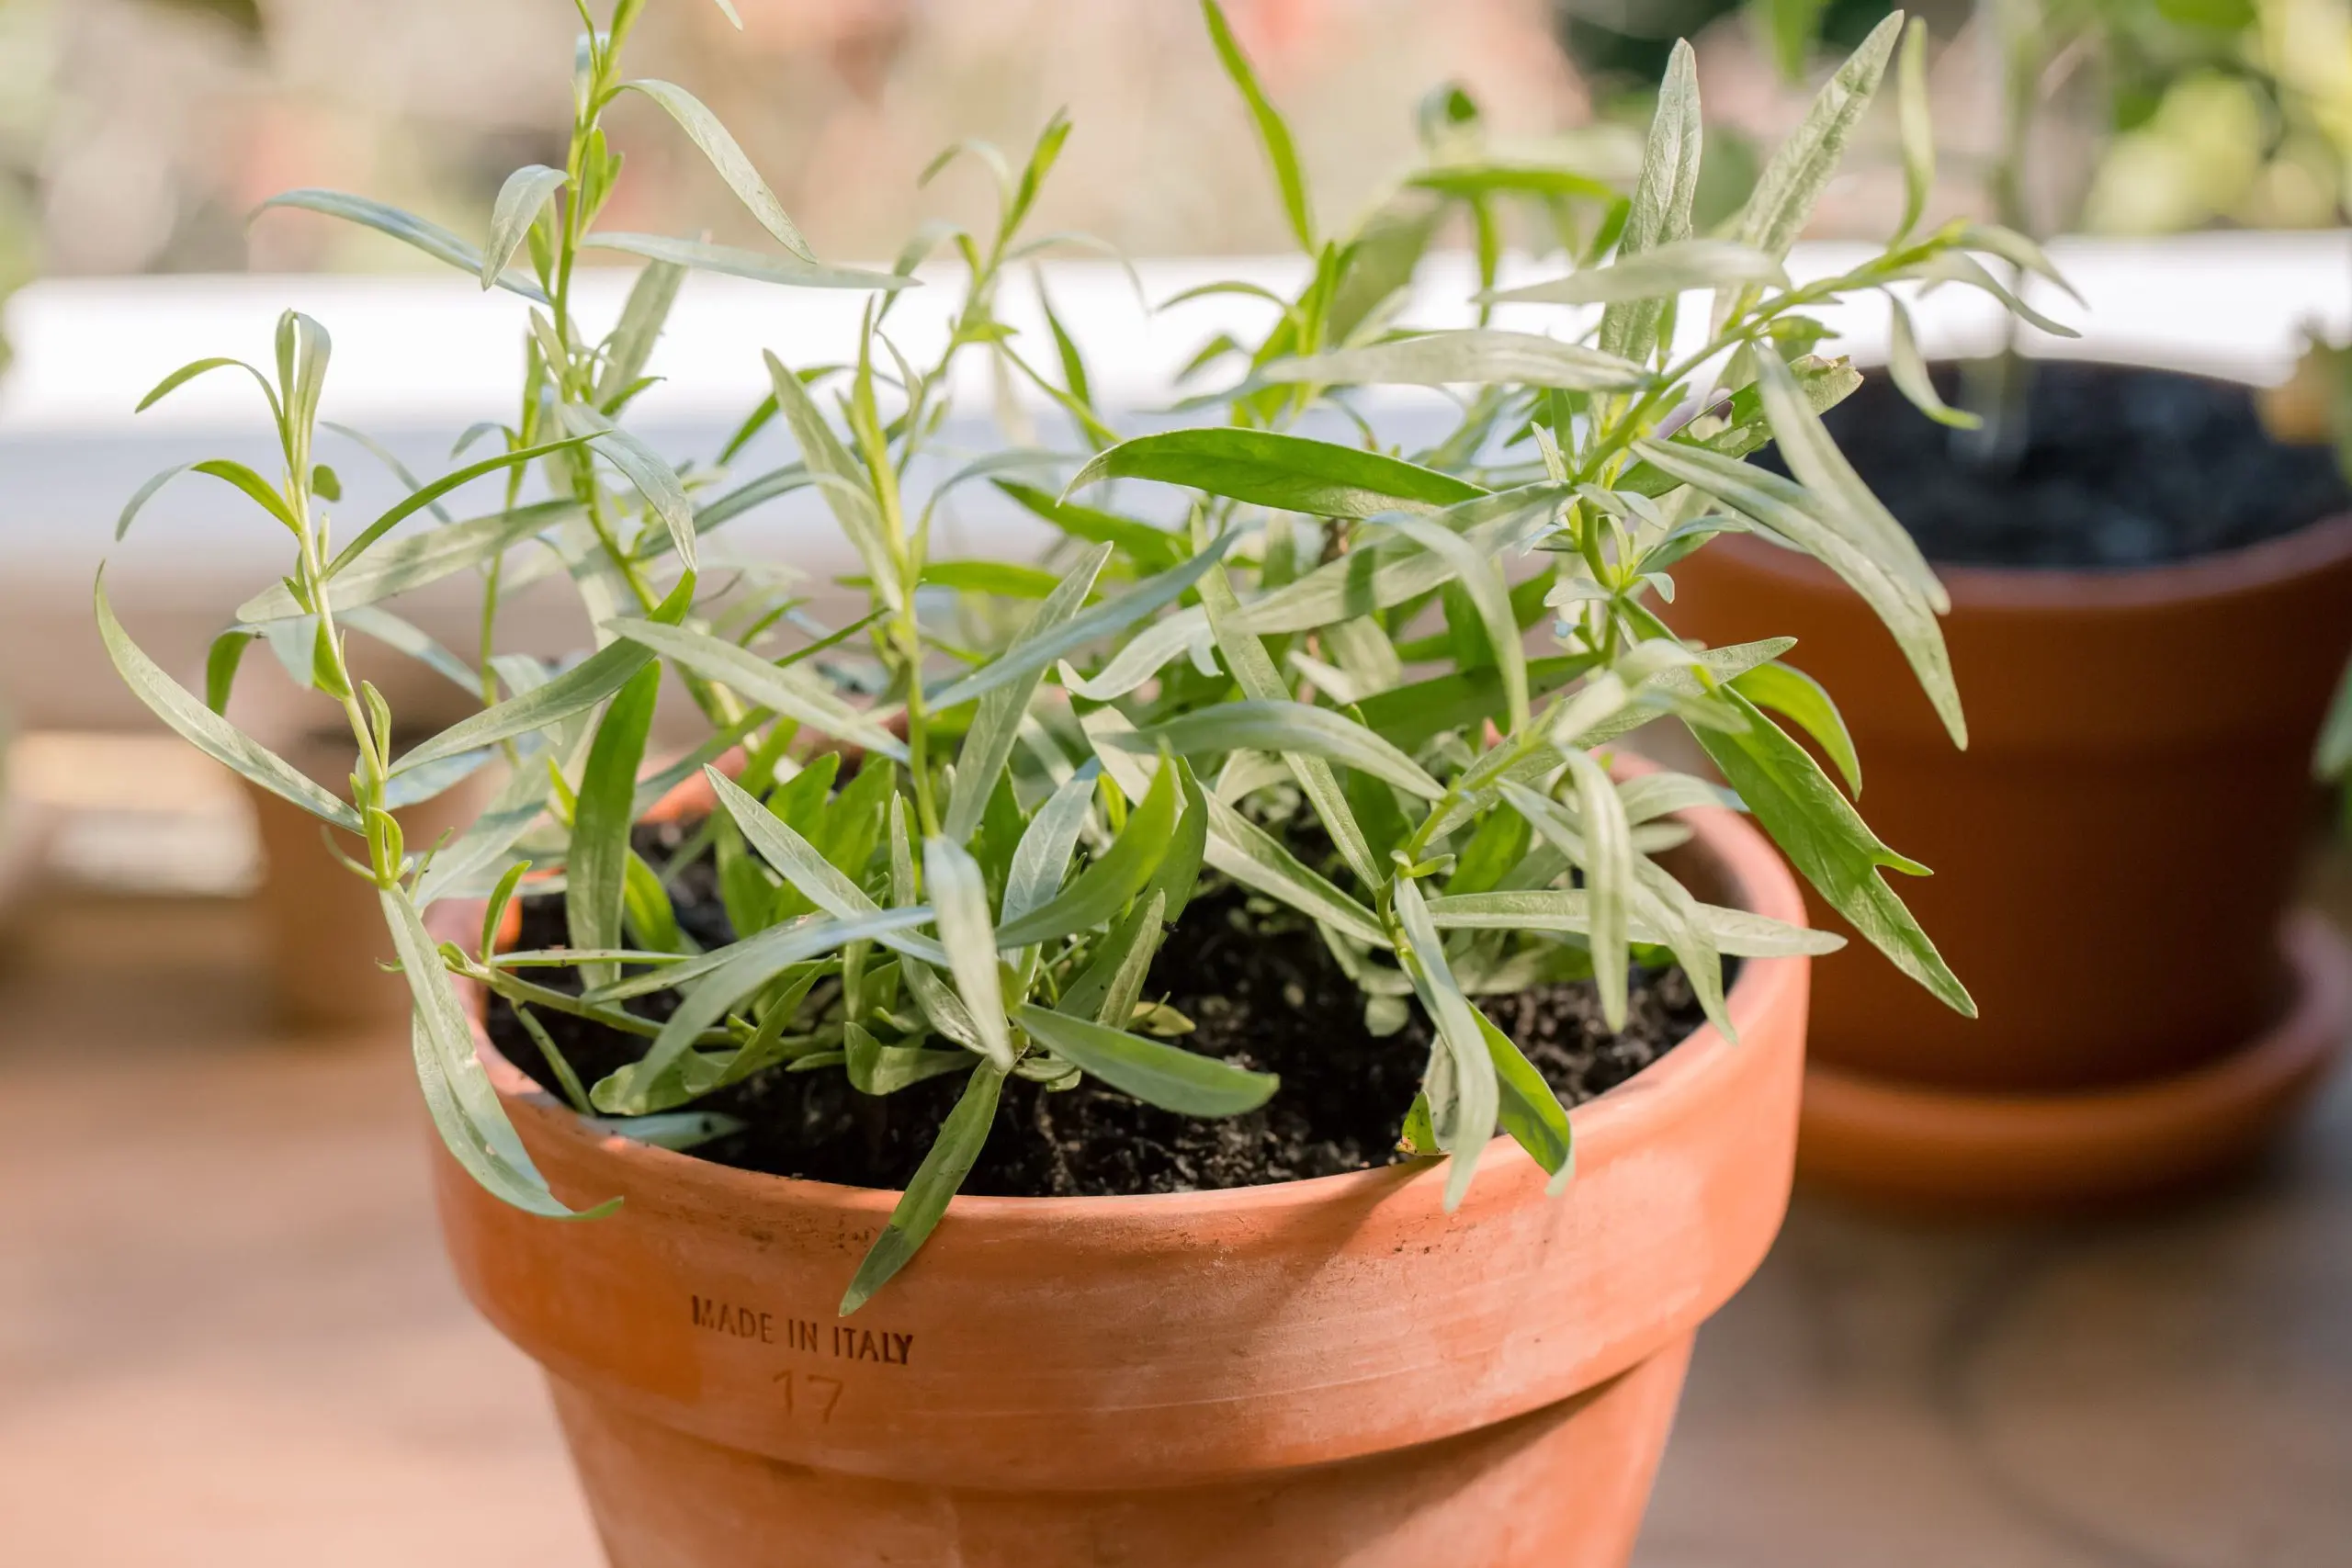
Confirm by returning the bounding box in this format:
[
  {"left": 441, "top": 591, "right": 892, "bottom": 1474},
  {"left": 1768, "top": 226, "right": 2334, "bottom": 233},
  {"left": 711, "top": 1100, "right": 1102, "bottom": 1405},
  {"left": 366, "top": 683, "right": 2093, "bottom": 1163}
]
[
  {"left": 1757, "top": 362, "right": 2352, "bottom": 569},
  {"left": 485, "top": 821, "right": 1712, "bottom": 1198}
]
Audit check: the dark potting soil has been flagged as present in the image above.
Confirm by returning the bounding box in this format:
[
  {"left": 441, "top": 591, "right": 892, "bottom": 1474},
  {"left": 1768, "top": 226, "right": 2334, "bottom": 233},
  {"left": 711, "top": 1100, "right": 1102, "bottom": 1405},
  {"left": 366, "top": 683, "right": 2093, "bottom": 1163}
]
[
  {"left": 483, "top": 819, "right": 1712, "bottom": 1198},
  {"left": 1758, "top": 362, "right": 2352, "bottom": 570}
]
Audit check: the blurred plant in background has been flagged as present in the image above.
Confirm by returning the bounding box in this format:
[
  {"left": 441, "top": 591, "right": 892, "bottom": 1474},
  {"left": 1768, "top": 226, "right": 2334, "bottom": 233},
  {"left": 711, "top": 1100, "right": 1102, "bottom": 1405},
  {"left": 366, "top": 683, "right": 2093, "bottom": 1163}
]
[{"left": 4, "top": 0, "right": 2351, "bottom": 295}]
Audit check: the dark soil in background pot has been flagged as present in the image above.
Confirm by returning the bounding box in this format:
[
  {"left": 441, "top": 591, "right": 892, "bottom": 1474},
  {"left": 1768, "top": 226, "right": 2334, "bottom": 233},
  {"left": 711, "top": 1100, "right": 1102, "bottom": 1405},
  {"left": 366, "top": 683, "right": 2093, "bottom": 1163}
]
[
  {"left": 485, "top": 820, "right": 1714, "bottom": 1198},
  {"left": 1757, "top": 362, "right": 2352, "bottom": 570}
]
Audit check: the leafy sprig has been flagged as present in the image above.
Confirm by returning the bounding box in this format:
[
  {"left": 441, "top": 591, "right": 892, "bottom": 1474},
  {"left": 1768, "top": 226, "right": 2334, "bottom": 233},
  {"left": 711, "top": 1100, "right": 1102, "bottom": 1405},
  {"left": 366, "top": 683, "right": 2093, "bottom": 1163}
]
[{"left": 101, "top": 2, "right": 2062, "bottom": 1311}]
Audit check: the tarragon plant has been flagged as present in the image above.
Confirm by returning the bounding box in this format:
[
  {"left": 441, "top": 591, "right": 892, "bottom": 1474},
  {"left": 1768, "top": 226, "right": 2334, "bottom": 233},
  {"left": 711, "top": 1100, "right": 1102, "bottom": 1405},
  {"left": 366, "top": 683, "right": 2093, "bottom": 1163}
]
[{"left": 103, "top": 3, "right": 2050, "bottom": 1313}]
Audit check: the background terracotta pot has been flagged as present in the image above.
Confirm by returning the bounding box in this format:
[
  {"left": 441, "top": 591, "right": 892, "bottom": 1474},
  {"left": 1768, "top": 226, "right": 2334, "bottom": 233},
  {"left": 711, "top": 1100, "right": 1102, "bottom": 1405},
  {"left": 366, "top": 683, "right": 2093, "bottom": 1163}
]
[
  {"left": 425, "top": 795, "right": 1814, "bottom": 1568},
  {"left": 1669, "top": 513, "right": 2352, "bottom": 1209},
  {"left": 245, "top": 734, "right": 500, "bottom": 1033}
]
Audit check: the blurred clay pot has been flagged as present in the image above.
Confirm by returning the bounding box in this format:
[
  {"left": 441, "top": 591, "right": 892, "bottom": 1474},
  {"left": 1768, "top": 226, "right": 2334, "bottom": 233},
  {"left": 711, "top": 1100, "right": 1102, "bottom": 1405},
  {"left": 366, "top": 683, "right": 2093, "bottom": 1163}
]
[
  {"left": 245, "top": 729, "right": 500, "bottom": 1033},
  {"left": 1670, "top": 513, "right": 2352, "bottom": 1212},
  {"left": 424, "top": 794, "right": 1812, "bottom": 1568}
]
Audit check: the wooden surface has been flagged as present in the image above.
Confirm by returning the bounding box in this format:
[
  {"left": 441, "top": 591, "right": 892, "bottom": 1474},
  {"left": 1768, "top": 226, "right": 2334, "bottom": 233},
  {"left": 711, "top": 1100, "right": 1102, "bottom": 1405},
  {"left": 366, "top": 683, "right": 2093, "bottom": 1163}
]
[{"left": 4, "top": 885, "right": 2348, "bottom": 1566}]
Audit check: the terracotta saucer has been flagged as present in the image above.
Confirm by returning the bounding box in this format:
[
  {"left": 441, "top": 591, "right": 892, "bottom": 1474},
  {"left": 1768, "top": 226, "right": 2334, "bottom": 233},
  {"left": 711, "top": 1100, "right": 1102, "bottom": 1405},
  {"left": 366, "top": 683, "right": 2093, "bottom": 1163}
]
[{"left": 1797, "top": 910, "right": 2352, "bottom": 1213}]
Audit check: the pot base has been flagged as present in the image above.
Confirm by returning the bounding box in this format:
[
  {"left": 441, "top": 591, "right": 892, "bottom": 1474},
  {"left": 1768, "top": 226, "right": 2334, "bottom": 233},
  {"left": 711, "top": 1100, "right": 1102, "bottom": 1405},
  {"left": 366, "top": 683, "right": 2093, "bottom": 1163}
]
[
  {"left": 549, "top": 1336, "right": 1693, "bottom": 1568},
  {"left": 1797, "top": 910, "right": 2352, "bottom": 1213}
]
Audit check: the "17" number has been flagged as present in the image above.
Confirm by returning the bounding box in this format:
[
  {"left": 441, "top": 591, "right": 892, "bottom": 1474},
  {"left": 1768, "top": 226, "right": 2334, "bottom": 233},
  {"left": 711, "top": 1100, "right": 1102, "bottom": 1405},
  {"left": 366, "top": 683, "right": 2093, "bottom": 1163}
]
[{"left": 772, "top": 1368, "right": 844, "bottom": 1423}]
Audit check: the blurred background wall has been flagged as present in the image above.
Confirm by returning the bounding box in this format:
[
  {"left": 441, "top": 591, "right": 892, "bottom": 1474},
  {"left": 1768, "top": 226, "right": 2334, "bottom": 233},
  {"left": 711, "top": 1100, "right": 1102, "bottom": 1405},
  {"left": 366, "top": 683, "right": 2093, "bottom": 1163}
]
[{"left": 11, "top": 0, "right": 2352, "bottom": 297}]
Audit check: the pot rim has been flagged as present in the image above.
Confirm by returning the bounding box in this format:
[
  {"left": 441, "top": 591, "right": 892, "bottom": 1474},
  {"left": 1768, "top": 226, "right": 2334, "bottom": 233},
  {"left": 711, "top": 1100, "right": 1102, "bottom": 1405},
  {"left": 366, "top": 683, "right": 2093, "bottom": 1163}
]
[{"left": 458, "top": 779, "right": 1813, "bottom": 1225}]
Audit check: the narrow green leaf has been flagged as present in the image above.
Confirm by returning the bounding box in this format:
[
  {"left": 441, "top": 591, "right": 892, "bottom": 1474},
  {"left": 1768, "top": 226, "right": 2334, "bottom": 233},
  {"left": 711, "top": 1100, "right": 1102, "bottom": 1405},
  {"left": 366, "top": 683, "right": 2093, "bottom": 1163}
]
[
  {"left": 1885, "top": 295, "right": 1979, "bottom": 431},
  {"left": 1614, "top": 769, "right": 1742, "bottom": 823},
  {"left": 339, "top": 605, "right": 479, "bottom": 694},
  {"left": 1378, "top": 515, "right": 1527, "bottom": 733},
  {"left": 1630, "top": 434, "right": 1962, "bottom": 747},
  {"left": 1146, "top": 760, "right": 1209, "bottom": 924},
  {"left": 1738, "top": 15, "right": 1901, "bottom": 263},
  {"left": 1561, "top": 756, "right": 1634, "bottom": 1028},
  {"left": 1483, "top": 238, "right": 1785, "bottom": 307},
  {"left": 193, "top": 458, "right": 302, "bottom": 535},
  {"left": 1627, "top": 855, "right": 1734, "bottom": 1038},
  {"left": 1115, "top": 700, "right": 1443, "bottom": 800},
  {"left": 1732, "top": 660, "right": 1860, "bottom": 795},
  {"left": 591, "top": 1111, "right": 742, "bottom": 1151},
  {"left": 391, "top": 639, "right": 649, "bottom": 776},
  {"left": 280, "top": 313, "right": 330, "bottom": 459},
  {"left": 1477, "top": 1010, "right": 1574, "bottom": 1193},
  {"left": 1200, "top": 0, "right": 1315, "bottom": 252},
  {"left": 990, "top": 480, "right": 1187, "bottom": 571},
  {"left": 1057, "top": 607, "right": 1213, "bottom": 702},
  {"left": 582, "top": 231, "right": 913, "bottom": 292},
  {"left": 243, "top": 501, "right": 575, "bottom": 622},
  {"left": 1356, "top": 655, "right": 1592, "bottom": 752},
  {"left": 604, "top": 617, "right": 906, "bottom": 760},
  {"left": 2318, "top": 657, "right": 2352, "bottom": 781},
  {"left": 1894, "top": 17, "right": 1932, "bottom": 243},
  {"left": 1392, "top": 875, "right": 1498, "bottom": 1213},
  {"left": 1036, "top": 268, "right": 1095, "bottom": 413},
  {"left": 763, "top": 349, "right": 897, "bottom": 610},
  {"left": 1898, "top": 249, "right": 2080, "bottom": 340},
  {"left": 96, "top": 575, "right": 359, "bottom": 830},
  {"left": 386, "top": 890, "right": 612, "bottom": 1220},
  {"left": 116, "top": 463, "right": 194, "bottom": 541},
  {"left": 598, "top": 908, "right": 941, "bottom": 1112},
  {"left": 1017, "top": 1002, "right": 1276, "bottom": 1116},
  {"left": 554, "top": 405, "right": 696, "bottom": 571},
  {"left": 413, "top": 741, "right": 571, "bottom": 907},
  {"left": 1406, "top": 162, "right": 1619, "bottom": 202},
  {"left": 693, "top": 462, "right": 811, "bottom": 532},
  {"left": 841, "top": 1062, "right": 1004, "bottom": 1314},
  {"left": 281, "top": 310, "right": 322, "bottom": 463},
  {"left": 1193, "top": 553, "right": 1381, "bottom": 887},
  {"left": 596, "top": 260, "right": 687, "bottom": 406},
  {"left": 1261, "top": 330, "right": 1648, "bottom": 391},
  {"left": 927, "top": 535, "right": 1236, "bottom": 711},
  {"left": 945, "top": 546, "right": 1111, "bottom": 843},
  {"left": 136, "top": 355, "right": 280, "bottom": 419},
  {"left": 925, "top": 839, "right": 1016, "bottom": 1070},
  {"left": 326, "top": 437, "right": 592, "bottom": 576},
  {"left": 1058, "top": 889, "right": 1166, "bottom": 1025},
  {"left": 1227, "top": 483, "right": 1565, "bottom": 635},
  {"left": 705, "top": 768, "right": 950, "bottom": 968},
  {"left": 256, "top": 189, "right": 548, "bottom": 302},
  {"left": 482, "top": 164, "right": 567, "bottom": 289},
  {"left": 1068, "top": 428, "right": 1484, "bottom": 519},
  {"left": 919, "top": 560, "right": 1064, "bottom": 598},
  {"left": 845, "top": 1023, "right": 974, "bottom": 1096},
  {"left": 1600, "top": 39, "right": 1701, "bottom": 365},
  {"left": 1953, "top": 223, "right": 2084, "bottom": 303},
  {"left": 203, "top": 628, "right": 258, "bottom": 715},
  {"left": 481, "top": 861, "right": 532, "bottom": 961},
  {"left": 393, "top": 577, "right": 691, "bottom": 774},
  {"left": 1001, "top": 765, "right": 1098, "bottom": 928},
  {"left": 1424, "top": 888, "right": 1844, "bottom": 956},
  {"left": 1695, "top": 688, "right": 1972, "bottom": 1013},
  {"left": 1199, "top": 794, "right": 1388, "bottom": 948},
  {"left": 568, "top": 663, "right": 662, "bottom": 989},
  {"left": 617, "top": 81, "right": 817, "bottom": 260},
  {"left": 995, "top": 761, "right": 1176, "bottom": 947}
]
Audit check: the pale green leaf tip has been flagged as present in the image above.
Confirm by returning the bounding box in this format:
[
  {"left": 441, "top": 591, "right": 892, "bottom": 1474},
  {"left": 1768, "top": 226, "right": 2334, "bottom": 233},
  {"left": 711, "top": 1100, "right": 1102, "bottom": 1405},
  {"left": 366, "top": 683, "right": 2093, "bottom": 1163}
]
[{"left": 1442, "top": 1155, "right": 1476, "bottom": 1213}]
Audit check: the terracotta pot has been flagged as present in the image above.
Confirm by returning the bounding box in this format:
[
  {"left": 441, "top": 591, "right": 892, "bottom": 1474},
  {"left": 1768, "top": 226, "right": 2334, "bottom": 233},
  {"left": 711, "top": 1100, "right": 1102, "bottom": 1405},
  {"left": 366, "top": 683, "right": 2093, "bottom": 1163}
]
[
  {"left": 1670, "top": 504, "right": 2352, "bottom": 1210},
  {"left": 245, "top": 734, "right": 501, "bottom": 1033},
  {"left": 424, "top": 793, "right": 1814, "bottom": 1567}
]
